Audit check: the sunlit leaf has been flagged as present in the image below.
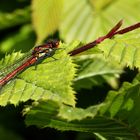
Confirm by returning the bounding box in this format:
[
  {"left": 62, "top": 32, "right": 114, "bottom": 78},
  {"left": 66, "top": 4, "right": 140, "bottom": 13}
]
[
  {"left": 74, "top": 54, "right": 122, "bottom": 89},
  {"left": 32, "top": 0, "right": 63, "bottom": 43},
  {"left": 0, "top": 43, "right": 76, "bottom": 106},
  {"left": 98, "top": 28, "right": 140, "bottom": 69},
  {"left": 60, "top": 0, "right": 140, "bottom": 42}
]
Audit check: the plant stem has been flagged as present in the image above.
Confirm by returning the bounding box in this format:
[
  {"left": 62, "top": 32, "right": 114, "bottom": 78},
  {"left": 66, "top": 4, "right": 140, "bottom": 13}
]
[{"left": 68, "top": 20, "right": 140, "bottom": 56}]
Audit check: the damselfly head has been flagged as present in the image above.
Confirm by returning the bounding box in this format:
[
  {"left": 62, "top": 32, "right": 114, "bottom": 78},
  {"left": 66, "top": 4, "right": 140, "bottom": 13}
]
[
  {"left": 45, "top": 40, "right": 59, "bottom": 48},
  {"left": 32, "top": 40, "right": 59, "bottom": 57}
]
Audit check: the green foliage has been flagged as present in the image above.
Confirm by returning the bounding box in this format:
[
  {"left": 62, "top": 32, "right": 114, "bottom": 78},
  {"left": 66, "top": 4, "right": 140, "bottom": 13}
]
[
  {"left": 25, "top": 100, "right": 137, "bottom": 140},
  {"left": 0, "top": 25, "right": 34, "bottom": 53},
  {"left": 60, "top": 0, "right": 140, "bottom": 42},
  {"left": 25, "top": 72, "right": 140, "bottom": 139},
  {"left": 0, "top": 0, "right": 140, "bottom": 140},
  {"left": 98, "top": 28, "right": 140, "bottom": 68},
  {"left": 0, "top": 43, "right": 76, "bottom": 106},
  {"left": 0, "top": 7, "right": 30, "bottom": 30},
  {"left": 74, "top": 54, "right": 122, "bottom": 89},
  {"left": 32, "top": 0, "right": 63, "bottom": 43}
]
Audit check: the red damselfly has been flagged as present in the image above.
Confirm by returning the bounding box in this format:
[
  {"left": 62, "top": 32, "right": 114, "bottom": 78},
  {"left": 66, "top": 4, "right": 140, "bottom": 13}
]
[{"left": 0, "top": 40, "right": 59, "bottom": 88}]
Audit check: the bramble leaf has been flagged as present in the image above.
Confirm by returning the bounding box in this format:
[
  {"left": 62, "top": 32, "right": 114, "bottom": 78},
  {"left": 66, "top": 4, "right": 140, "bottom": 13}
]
[
  {"left": 0, "top": 43, "right": 76, "bottom": 106},
  {"left": 98, "top": 28, "right": 140, "bottom": 69},
  {"left": 32, "top": 0, "right": 63, "bottom": 43},
  {"left": 25, "top": 100, "right": 137, "bottom": 140},
  {"left": 74, "top": 54, "right": 122, "bottom": 89},
  {"left": 60, "top": 0, "right": 140, "bottom": 42},
  {"left": 25, "top": 74, "right": 140, "bottom": 139},
  {"left": 25, "top": 65, "right": 140, "bottom": 140}
]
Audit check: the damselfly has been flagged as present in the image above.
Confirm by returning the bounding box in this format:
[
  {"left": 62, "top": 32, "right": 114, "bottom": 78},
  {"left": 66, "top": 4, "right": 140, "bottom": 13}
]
[{"left": 0, "top": 40, "right": 59, "bottom": 88}]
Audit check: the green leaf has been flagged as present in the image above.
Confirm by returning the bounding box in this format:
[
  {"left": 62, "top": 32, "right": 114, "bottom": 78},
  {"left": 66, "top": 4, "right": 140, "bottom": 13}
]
[
  {"left": 94, "top": 133, "right": 108, "bottom": 140},
  {"left": 0, "top": 7, "right": 30, "bottom": 30},
  {"left": 60, "top": 0, "right": 140, "bottom": 42},
  {"left": 74, "top": 54, "right": 122, "bottom": 89},
  {"left": 25, "top": 100, "right": 137, "bottom": 140},
  {"left": 99, "top": 76, "right": 140, "bottom": 135},
  {"left": 75, "top": 55, "right": 121, "bottom": 81},
  {"left": 58, "top": 102, "right": 103, "bottom": 121},
  {"left": 0, "top": 24, "right": 35, "bottom": 53},
  {"left": 32, "top": 0, "right": 63, "bottom": 43},
  {"left": 0, "top": 43, "right": 76, "bottom": 106},
  {"left": 25, "top": 65, "right": 140, "bottom": 140},
  {"left": 98, "top": 28, "right": 140, "bottom": 69},
  {"left": 89, "top": 0, "right": 113, "bottom": 10}
]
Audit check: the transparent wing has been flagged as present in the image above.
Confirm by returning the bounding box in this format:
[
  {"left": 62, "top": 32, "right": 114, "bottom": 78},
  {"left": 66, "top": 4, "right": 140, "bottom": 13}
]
[{"left": 0, "top": 50, "right": 33, "bottom": 78}]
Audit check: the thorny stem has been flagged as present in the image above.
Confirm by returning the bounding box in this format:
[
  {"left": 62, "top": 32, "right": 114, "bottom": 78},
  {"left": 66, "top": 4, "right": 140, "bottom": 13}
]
[{"left": 68, "top": 20, "right": 140, "bottom": 56}]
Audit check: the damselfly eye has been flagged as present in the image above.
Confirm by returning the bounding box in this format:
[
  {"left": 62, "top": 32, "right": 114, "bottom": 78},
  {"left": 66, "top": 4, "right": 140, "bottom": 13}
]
[
  {"left": 45, "top": 40, "right": 59, "bottom": 48},
  {"left": 55, "top": 41, "right": 59, "bottom": 46},
  {"left": 52, "top": 40, "right": 59, "bottom": 48}
]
